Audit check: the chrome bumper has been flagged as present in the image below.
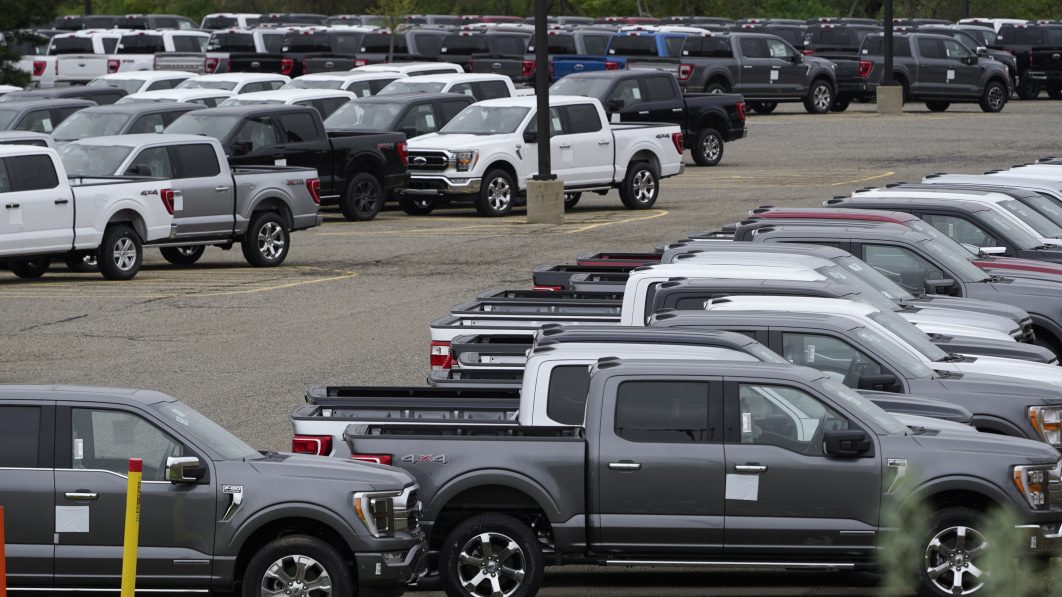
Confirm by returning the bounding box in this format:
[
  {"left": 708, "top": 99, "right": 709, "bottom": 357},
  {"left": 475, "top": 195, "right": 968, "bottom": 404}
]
[
  {"left": 1016, "top": 521, "right": 1062, "bottom": 552},
  {"left": 402, "top": 175, "right": 482, "bottom": 196}
]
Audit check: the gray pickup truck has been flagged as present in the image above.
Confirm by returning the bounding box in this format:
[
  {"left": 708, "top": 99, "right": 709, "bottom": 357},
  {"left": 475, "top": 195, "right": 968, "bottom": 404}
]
[
  {"left": 343, "top": 359, "right": 1062, "bottom": 597},
  {"left": 58, "top": 134, "right": 322, "bottom": 267},
  {"left": 0, "top": 385, "right": 425, "bottom": 595}
]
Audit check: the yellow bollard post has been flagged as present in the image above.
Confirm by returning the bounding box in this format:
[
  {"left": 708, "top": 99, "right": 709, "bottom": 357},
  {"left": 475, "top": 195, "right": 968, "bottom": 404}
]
[
  {"left": 1, "top": 505, "right": 7, "bottom": 597},
  {"left": 120, "top": 458, "right": 143, "bottom": 597}
]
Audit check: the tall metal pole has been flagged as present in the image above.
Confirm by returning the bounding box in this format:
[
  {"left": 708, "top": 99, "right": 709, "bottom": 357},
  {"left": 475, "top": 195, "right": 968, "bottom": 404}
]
[
  {"left": 84, "top": 0, "right": 93, "bottom": 15},
  {"left": 882, "top": 0, "right": 894, "bottom": 86},
  {"left": 532, "top": 0, "right": 552, "bottom": 181},
  {"left": 961, "top": 0, "right": 970, "bottom": 19}
]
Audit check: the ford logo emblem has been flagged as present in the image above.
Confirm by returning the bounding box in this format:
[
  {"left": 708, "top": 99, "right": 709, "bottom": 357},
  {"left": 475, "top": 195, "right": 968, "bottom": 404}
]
[
  {"left": 251, "top": 61, "right": 260, "bottom": 68},
  {"left": 493, "top": 62, "right": 501, "bottom": 69},
  {"left": 1054, "top": 53, "right": 1061, "bottom": 60},
  {"left": 325, "top": 61, "right": 334, "bottom": 68},
  {"left": 413, "top": 157, "right": 427, "bottom": 166},
  {"left": 575, "top": 64, "right": 584, "bottom": 70}
]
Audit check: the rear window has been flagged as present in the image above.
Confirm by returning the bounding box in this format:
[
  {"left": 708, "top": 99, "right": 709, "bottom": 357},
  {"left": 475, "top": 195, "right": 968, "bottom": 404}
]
[
  {"left": 49, "top": 37, "right": 94, "bottom": 54},
  {"left": 609, "top": 35, "right": 658, "bottom": 56},
  {"left": 442, "top": 35, "right": 489, "bottom": 55},
  {"left": 682, "top": 36, "right": 732, "bottom": 58},
  {"left": 362, "top": 33, "right": 408, "bottom": 53},
  {"left": 208, "top": 33, "right": 255, "bottom": 52},
  {"left": 172, "top": 36, "right": 205, "bottom": 52},
  {"left": 0, "top": 406, "right": 41, "bottom": 468},
  {"left": 283, "top": 33, "right": 332, "bottom": 52},
  {"left": 202, "top": 16, "right": 238, "bottom": 29},
  {"left": 806, "top": 27, "right": 857, "bottom": 47},
  {"left": 582, "top": 35, "right": 610, "bottom": 55},
  {"left": 117, "top": 35, "right": 165, "bottom": 54},
  {"left": 488, "top": 35, "right": 528, "bottom": 55},
  {"left": 529, "top": 35, "right": 577, "bottom": 54},
  {"left": 546, "top": 365, "right": 591, "bottom": 425}
]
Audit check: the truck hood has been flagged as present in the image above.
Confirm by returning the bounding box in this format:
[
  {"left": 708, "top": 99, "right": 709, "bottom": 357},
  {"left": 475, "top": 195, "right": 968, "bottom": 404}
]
[
  {"left": 908, "top": 296, "right": 1028, "bottom": 323},
  {"left": 976, "top": 256, "right": 1062, "bottom": 278},
  {"left": 902, "top": 308, "right": 1016, "bottom": 340},
  {"left": 909, "top": 426, "right": 1058, "bottom": 461},
  {"left": 250, "top": 452, "right": 413, "bottom": 491},
  {"left": 895, "top": 413, "right": 975, "bottom": 433},
  {"left": 408, "top": 133, "right": 500, "bottom": 151},
  {"left": 921, "top": 371, "right": 1062, "bottom": 405},
  {"left": 979, "top": 275, "right": 1062, "bottom": 299},
  {"left": 938, "top": 355, "right": 1062, "bottom": 388}
]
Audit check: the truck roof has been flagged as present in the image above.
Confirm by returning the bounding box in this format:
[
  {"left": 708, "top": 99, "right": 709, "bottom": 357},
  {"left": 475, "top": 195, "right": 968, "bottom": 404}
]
[
  {"left": 397, "top": 72, "right": 512, "bottom": 84},
  {"left": 0, "top": 144, "right": 53, "bottom": 157},
  {"left": 828, "top": 195, "right": 1001, "bottom": 214},
  {"left": 592, "top": 357, "right": 830, "bottom": 385},
  {"left": 666, "top": 241, "right": 852, "bottom": 260},
  {"left": 749, "top": 206, "right": 921, "bottom": 224},
  {"left": 632, "top": 262, "right": 828, "bottom": 281},
  {"left": 704, "top": 295, "right": 880, "bottom": 318},
  {"left": 0, "top": 99, "right": 95, "bottom": 112},
  {"left": 71, "top": 133, "right": 218, "bottom": 147},
  {"left": 75, "top": 102, "right": 204, "bottom": 116},
  {"left": 225, "top": 88, "right": 356, "bottom": 103},
  {"left": 0, "top": 384, "right": 176, "bottom": 405},
  {"left": 349, "top": 92, "right": 474, "bottom": 105},
  {"left": 860, "top": 183, "right": 1044, "bottom": 202},
  {"left": 651, "top": 309, "right": 865, "bottom": 333},
  {"left": 475, "top": 95, "right": 599, "bottom": 109},
  {"left": 739, "top": 221, "right": 936, "bottom": 243},
  {"left": 929, "top": 173, "right": 1062, "bottom": 194},
  {"left": 180, "top": 103, "right": 314, "bottom": 117},
  {"left": 535, "top": 324, "right": 765, "bottom": 349}
]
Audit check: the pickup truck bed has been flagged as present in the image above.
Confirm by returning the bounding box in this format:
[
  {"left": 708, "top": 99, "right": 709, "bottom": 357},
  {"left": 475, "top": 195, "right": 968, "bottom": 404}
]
[{"left": 532, "top": 264, "right": 639, "bottom": 289}]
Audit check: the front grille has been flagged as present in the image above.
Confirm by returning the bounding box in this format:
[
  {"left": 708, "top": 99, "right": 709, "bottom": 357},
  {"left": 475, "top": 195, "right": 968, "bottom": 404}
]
[
  {"left": 405, "top": 179, "right": 448, "bottom": 191},
  {"left": 407, "top": 150, "right": 449, "bottom": 172}
]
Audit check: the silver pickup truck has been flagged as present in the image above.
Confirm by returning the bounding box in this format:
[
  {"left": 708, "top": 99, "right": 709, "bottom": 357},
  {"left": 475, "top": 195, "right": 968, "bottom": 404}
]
[{"left": 58, "top": 134, "right": 322, "bottom": 267}]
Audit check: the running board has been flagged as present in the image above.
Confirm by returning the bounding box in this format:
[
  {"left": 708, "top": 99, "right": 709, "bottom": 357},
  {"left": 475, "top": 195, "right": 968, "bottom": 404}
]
[{"left": 604, "top": 560, "right": 856, "bottom": 569}]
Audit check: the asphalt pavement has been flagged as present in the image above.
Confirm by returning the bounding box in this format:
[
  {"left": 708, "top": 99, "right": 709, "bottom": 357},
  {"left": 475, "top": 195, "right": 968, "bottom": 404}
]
[{"left": 4, "top": 98, "right": 1062, "bottom": 596}]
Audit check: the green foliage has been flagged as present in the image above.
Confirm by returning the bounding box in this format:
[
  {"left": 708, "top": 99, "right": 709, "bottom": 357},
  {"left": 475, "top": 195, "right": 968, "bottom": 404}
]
[
  {"left": 374, "top": 0, "right": 418, "bottom": 61},
  {"left": 0, "top": 0, "right": 62, "bottom": 85}
]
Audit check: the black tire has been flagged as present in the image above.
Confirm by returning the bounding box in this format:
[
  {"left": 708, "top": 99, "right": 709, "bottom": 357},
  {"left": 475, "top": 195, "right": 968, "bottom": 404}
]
[
  {"left": 979, "top": 80, "right": 1008, "bottom": 113},
  {"left": 64, "top": 253, "right": 97, "bottom": 273},
  {"left": 704, "top": 80, "right": 729, "bottom": 94},
  {"left": 747, "top": 101, "right": 778, "bottom": 114},
  {"left": 1048, "top": 85, "right": 1062, "bottom": 100},
  {"left": 691, "top": 127, "right": 724, "bottom": 167},
  {"left": 96, "top": 224, "right": 142, "bottom": 281},
  {"left": 925, "top": 101, "right": 950, "bottom": 112},
  {"left": 564, "top": 192, "right": 581, "bottom": 210},
  {"left": 803, "top": 79, "right": 834, "bottom": 114},
  {"left": 476, "top": 169, "right": 515, "bottom": 217},
  {"left": 339, "top": 171, "right": 383, "bottom": 221},
  {"left": 619, "top": 161, "right": 659, "bottom": 210},
  {"left": 1016, "top": 78, "right": 1040, "bottom": 100},
  {"left": 9, "top": 258, "right": 50, "bottom": 279},
  {"left": 160, "top": 245, "right": 205, "bottom": 265},
  {"left": 241, "top": 211, "right": 289, "bottom": 267},
  {"left": 831, "top": 98, "right": 851, "bottom": 112},
  {"left": 916, "top": 507, "right": 989, "bottom": 597},
  {"left": 439, "top": 513, "right": 544, "bottom": 597},
  {"left": 241, "top": 535, "right": 353, "bottom": 597},
  {"left": 399, "top": 194, "right": 435, "bottom": 215}
]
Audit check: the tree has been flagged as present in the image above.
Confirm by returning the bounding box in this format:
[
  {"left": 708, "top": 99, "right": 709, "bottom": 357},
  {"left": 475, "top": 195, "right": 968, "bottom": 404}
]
[
  {"left": 1, "top": 0, "right": 62, "bottom": 86},
  {"left": 374, "top": 0, "right": 417, "bottom": 63}
]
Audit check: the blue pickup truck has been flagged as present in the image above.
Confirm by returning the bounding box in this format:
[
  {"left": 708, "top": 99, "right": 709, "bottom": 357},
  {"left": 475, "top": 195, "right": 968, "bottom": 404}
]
[{"left": 552, "top": 31, "right": 688, "bottom": 79}]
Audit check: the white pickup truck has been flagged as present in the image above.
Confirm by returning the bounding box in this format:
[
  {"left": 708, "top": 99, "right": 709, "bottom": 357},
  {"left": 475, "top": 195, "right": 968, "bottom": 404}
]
[
  {"left": 0, "top": 145, "right": 174, "bottom": 280},
  {"left": 402, "top": 95, "right": 685, "bottom": 216},
  {"left": 47, "top": 30, "right": 125, "bottom": 86},
  {"left": 109, "top": 30, "right": 210, "bottom": 74}
]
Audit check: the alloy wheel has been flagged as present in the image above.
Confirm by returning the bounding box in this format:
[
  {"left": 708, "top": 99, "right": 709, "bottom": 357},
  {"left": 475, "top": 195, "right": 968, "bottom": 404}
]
[
  {"left": 487, "top": 177, "right": 511, "bottom": 212},
  {"left": 988, "top": 86, "right": 1005, "bottom": 111},
  {"left": 112, "top": 237, "right": 137, "bottom": 272},
  {"left": 456, "top": 532, "right": 527, "bottom": 597},
  {"left": 814, "top": 84, "right": 832, "bottom": 112},
  {"left": 701, "top": 135, "right": 721, "bottom": 162},
  {"left": 257, "top": 222, "right": 286, "bottom": 261},
  {"left": 353, "top": 179, "right": 379, "bottom": 213},
  {"left": 261, "top": 554, "right": 332, "bottom": 597},
  {"left": 632, "top": 170, "right": 656, "bottom": 204},
  {"left": 924, "top": 525, "right": 988, "bottom": 595}
]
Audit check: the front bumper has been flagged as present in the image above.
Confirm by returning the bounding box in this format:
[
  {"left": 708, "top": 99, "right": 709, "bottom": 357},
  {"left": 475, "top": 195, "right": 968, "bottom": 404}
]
[
  {"left": 355, "top": 541, "right": 428, "bottom": 596},
  {"left": 1016, "top": 520, "right": 1062, "bottom": 553},
  {"left": 402, "top": 175, "right": 482, "bottom": 196},
  {"left": 1028, "top": 71, "right": 1062, "bottom": 83}
]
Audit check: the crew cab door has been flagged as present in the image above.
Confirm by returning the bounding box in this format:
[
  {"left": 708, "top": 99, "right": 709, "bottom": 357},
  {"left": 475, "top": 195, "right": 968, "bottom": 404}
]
[
  {"left": 918, "top": 211, "right": 1017, "bottom": 256},
  {"left": 12, "top": 153, "right": 74, "bottom": 254},
  {"left": 940, "top": 38, "right": 981, "bottom": 95},
  {"left": 722, "top": 379, "right": 881, "bottom": 555},
  {"left": 274, "top": 112, "right": 335, "bottom": 192},
  {"left": 523, "top": 107, "right": 573, "bottom": 186},
  {"left": 735, "top": 37, "right": 774, "bottom": 95},
  {"left": 592, "top": 376, "right": 726, "bottom": 553},
  {"left": 0, "top": 157, "right": 24, "bottom": 254},
  {"left": 765, "top": 38, "right": 806, "bottom": 94},
  {"left": 853, "top": 241, "right": 959, "bottom": 297},
  {"left": 53, "top": 404, "right": 217, "bottom": 589},
  {"left": 0, "top": 401, "right": 55, "bottom": 587},
  {"left": 914, "top": 37, "right": 948, "bottom": 95},
  {"left": 557, "top": 103, "right": 614, "bottom": 186},
  {"left": 124, "top": 143, "right": 232, "bottom": 238}
]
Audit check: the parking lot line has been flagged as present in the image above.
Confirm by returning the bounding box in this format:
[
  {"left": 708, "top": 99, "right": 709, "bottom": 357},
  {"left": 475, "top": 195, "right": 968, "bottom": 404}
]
[{"left": 315, "top": 209, "right": 671, "bottom": 237}]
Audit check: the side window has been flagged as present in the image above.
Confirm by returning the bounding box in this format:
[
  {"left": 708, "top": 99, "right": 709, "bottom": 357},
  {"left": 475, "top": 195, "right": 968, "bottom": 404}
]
[
  {"left": 277, "top": 112, "right": 319, "bottom": 143},
  {"left": 9, "top": 155, "right": 60, "bottom": 191},
  {"left": 608, "top": 78, "right": 643, "bottom": 110},
  {"left": 917, "top": 38, "right": 944, "bottom": 59},
  {"left": 615, "top": 381, "right": 711, "bottom": 443},
  {"left": 642, "top": 76, "right": 677, "bottom": 102},
  {"left": 738, "top": 384, "right": 849, "bottom": 455},
  {"left": 16, "top": 110, "right": 54, "bottom": 133},
  {"left": 127, "top": 113, "right": 167, "bottom": 134},
  {"left": 781, "top": 333, "right": 885, "bottom": 382},
  {"left": 438, "top": 100, "right": 470, "bottom": 123},
  {"left": 546, "top": 365, "right": 591, "bottom": 425},
  {"left": 766, "top": 38, "right": 795, "bottom": 58},
  {"left": 921, "top": 213, "right": 999, "bottom": 248},
  {"left": 174, "top": 144, "right": 221, "bottom": 178},
  {"left": 239, "top": 82, "right": 266, "bottom": 94},
  {"left": 397, "top": 104, "right": 438, "bottom": 136},
  {"left": 126, "top": 146, "right": 175, "bottom": 178},
  {"left": 317, "top": 98, "right": 349, "bottom": 119},
  {"left": 346, "top": 81, "right": 373, "bottom": 97},
  {"left": 739, "top": 37, "right": 770, "bottom": 58},
  {"left": 0, "top": 406, "right": 41, "bottom": 467},
  {"left": 896, "top": 38, "right": 913, "bottom": 57},
  {"left": 369, "top": 78, "right": 396, "bottom": 94},
  {"left": 71, "top": 408, "right": 184, "bottom": 482},
  {"left": 474, "top": 81, "right": 509, "bottom": 100},
  {"left": 524, "top": 107, "right": 563, "bottom": 136},
  {"left": 449, "top": 83, "right": 475, "bottom": 97},
  {"left": 266, "top": 80, "right": 285, "bottom": 91},
  {"left": 942, "top": 39, "right": 972, "bottom": 59},
  {"left": 0, "top": 159, "right": 10, "bottom": 193},
  {"left": 232, "top": 116, "right": 280, "bottom": 154},
  {"left": 862, "top": 244, "right": 945, "bottom": 293},
  {"left": 562, "top": 104, "right": 603, "bottom": 134}
]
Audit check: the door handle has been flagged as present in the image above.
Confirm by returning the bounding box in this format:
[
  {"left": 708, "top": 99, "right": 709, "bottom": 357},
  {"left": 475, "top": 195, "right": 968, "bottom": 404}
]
[
  {"left": 735, "top": 464, "right": 768, "bottom": 473},
  {"left": 638, "top": 111, "right": 649, "bottom": 115},
  {"left": 215, "top": 185, "right": 232, "bottom": 192},
  {"left": 4, "top": 203, "right": 19, "bottom": 209},
  {"left": 558, "top": 144, "right": 572, "bottom": 149},
  {"left": 597, "top": 140, "right": 612, "bottom": 145},
  {"left": 671, "top": 108, "right": 683, "bottom": 112},
  {"left": 55, "top": 199, "right": 70, "bottom": 205},
  {"left": 64, "top": 491, "right": 98, "bottom": 501},
  {"left": 743, "top": 65, "right": 753, "bottom": 69},
  {"left": 608, "top": 461, "right": 642, "bottom": 471}
]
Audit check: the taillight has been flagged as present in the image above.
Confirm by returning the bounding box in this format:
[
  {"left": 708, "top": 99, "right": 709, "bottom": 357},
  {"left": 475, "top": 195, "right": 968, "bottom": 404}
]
[
  {"left": 858, "top": 60, "right": 873, "bottom": 78},
  {"left": 396, "top": 141, "right": 408, "bottom": 166},
  {"left": 280, "top": 58, "right": 295, "bottom": 75},
  {"left": 292, "top": 434, "right": 332, "bottom": 456},
  {"left": 430, "top": 340, "right": 452, "bottom": 370},
  {"left": 306, "top": 178, "right": 321, "bottom": 205},
  {"left": 32, "top": 60, "right": 46, "bottom": 77},
  {"left": 677, "top": 63, "right": 693, "bottom": 81},
  {"left": 736, "top": 100, "right": 746, "bottom": 121},
  {"left": 351, "top": 453, "right": 392, "bottom": 465},
  {"left": 107, "top": 59, "right": 120, "bottom": 74},
  {"left": 670, "top": 132, "right": 684, "bottom": 155},
  {"left": 605, "top": 61, "right": 620, "bottom": 70},
  {"left": 354, "top": 59, "right": 368, "bottom": 67},
  {"left": 159, "top": 189, "right": 175, "bottom": 215},
  {"left": 802, "top": 49, "right": 815, "bottom": 55},
  {"left": 205, "top": 57, "right": 219, "bottom": 73},
  {"left": 521, "top": 59, "right": 535, "bottom": 79}
]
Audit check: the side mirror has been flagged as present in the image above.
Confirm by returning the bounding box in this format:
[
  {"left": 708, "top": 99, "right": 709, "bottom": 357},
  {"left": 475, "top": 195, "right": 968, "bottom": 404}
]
[
  {"left": 857, "top": 373, "right": 900, "bottom": 392},
  {"left": 979, "top": 246, "right": 1007, "bottom": 256},
  {"left": 962, "top": 55, "right": 978, "bottom": 65},
  {"left": 976, "top": 46, "right": 988, "bottom": 56},
  {"left": 166, "top": 456, "right": 204, "bottom": 483},
  {"left": 788, "top": 53, "right": 803, "bottom": 63},
  {"left": 824, "top": 429, "right": 872, "bottom": 458},
  {"left": 231, "top": 141, "right": 252, "bottom": 156},
  {"left": 606, "top": 99, "right": 624, "bottom": 113},
  {"left": 924, "top": 278, "right": 959, "bottom": 296},
  {"left": 522, "top": 129, "right": 538, "bottom": 144}
]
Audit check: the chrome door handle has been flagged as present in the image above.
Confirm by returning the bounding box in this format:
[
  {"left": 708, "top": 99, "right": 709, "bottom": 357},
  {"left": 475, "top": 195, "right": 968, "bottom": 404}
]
[
  {"left": 608, "top": 461, "right": 641, "bottom": 471},
  {"left": 4, "top": 203, "right": 19, "bottom": 209},
  {"left": 64, "top": 491, "right": 98, "bottom": 501},
  {"left": 671, "top": 108, "right": 683, "bottom": 111},
  {"left": 597, "top": 140, "right": 611, "bottom": 145},
  {"left": 638, "top": 110, "right": 649, "bottom": 115},
  {"left": 55, "top": 199, "right": 70, "bottom": 205},
  {"left": 735, "top": 465, "right": 768, "bottom": 473},
  {"left": 215, "top": 186, "right": 232, "bottom": 192},
  {"left": 743, "top": 65, "right": 753, "bottom": 69},
  {"left": 558, "top": 144, "right": 572, "bottom": 149}
]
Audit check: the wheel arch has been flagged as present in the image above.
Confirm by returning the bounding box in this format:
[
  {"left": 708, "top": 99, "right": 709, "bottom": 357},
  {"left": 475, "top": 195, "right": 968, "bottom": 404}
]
[
  {"left": 106, "top": 208, "right": 147, "bottom": 241},
  {"left": 481, "top": 160, "right": 519, "bottom": 190},
  {"left": 703, "top": 73, "right": 732, "bottom": 93},
  {"left": 247, "top": 194, "right": 294, "bottom": 230},
  {"left": 902, "top": 477, "right": 1012, "bottom": 517}
]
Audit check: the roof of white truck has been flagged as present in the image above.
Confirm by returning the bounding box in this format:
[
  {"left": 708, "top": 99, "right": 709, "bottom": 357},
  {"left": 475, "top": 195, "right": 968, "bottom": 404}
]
[
  {"left": 0, "top": 144, "right": 52, "bottom": 157},
  {"left": 70, "top": 133, "right": 215, "bottom": 147},
  {"left": 475, "top": 94, "right": 596, "bottom": 109},
  {"left": 704, "top": 295, "right": 878, "bottom": 317}
]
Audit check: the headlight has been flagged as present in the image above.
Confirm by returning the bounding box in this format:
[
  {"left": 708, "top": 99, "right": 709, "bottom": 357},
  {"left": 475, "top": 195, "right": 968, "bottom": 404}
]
[
  {"left": 453, "top": 150, "right": 478, "bottom": 172},
  {"left": 1014, "top": 464, "right": 1054, "bottom": 510},
  {"left": 353, "top": 490, "right": 399, "bottom": 538},
  {"left": 1029, "top": 406, "right": 1062, "bottom": 445}
]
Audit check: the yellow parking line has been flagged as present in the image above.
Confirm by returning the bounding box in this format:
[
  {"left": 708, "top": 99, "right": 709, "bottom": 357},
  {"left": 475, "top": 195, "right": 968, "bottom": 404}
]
[
  {"left": 563, "top": 209, "right": 670, "bottom": 234},
  {"left": 829, "top": 170, "right": 896, "bottom": 186}
]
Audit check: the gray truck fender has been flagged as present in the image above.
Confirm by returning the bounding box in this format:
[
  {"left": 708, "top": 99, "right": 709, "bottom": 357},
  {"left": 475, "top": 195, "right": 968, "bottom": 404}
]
[
  {"left": 702, "top": 69, "right": 733, "bottom": 91},
  {"left": 225, "top": 501, "right": 363, "bottom": 554},
  {"left": 902, "top": 475, "right": 1013, "bottom": 513},
  {"left": 968, "top": 414, "right": 1030, "bottom": 439},
  {"left": 246, "top": 192, "right": 295, "bottom": 228},
  {"left": 424, "top": 469, "right": 564, "bottom": 524}
]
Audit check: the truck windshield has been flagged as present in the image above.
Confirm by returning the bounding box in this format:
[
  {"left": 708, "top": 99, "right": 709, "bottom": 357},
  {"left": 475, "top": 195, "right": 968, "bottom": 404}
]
[
  {"left": 868, "top": 310, "right": 949, "bottom": 362},
  {"left": 549, "top": 76, "right": 610, "bottom": 100},
  {"left": 51, "top": 111, "right": 130, "bottom": 142},
  {"left": 916, "top": 238, "right": 992, "bottom": 282},
  {"left": 179, "top": 79, "right": 238, "bottom": 90},
  {"left": 826, "top": 256, "right": 916, "bottom": 300},
  {"left": 378, "top": 81, "right": 446, "bottom": 95},
  {"left": 165, "top": 113, "right": 242, "bottom": 139},
  {"left": 815, "top": 265, "right": 902, "bottom": 312},
  {"left": 978, "top": 208, "right": 1043, "bottom": 250},
  {"left": 87, "top": 78, "right": 145, "bottom": 94},
  {"left": 851, "top": 326, "right": 935, "bottom": 379},
  {"left": 999, "top": 199, "right": 1062, "bottom": 239},
  {"left": 324, "top": 101, "right": 402, "bottom": 130},
  {"left": 152, "top": 400, "right": 262, "bottom": 460},
  {"left": 818, "top": 378, "right": 908, "bottom": 435},
  {"left": 58, "top": 143, "right": 133, "bottom": 177},
  {"left": 439, "top": 106, "right": 529, "bottom": 134}
]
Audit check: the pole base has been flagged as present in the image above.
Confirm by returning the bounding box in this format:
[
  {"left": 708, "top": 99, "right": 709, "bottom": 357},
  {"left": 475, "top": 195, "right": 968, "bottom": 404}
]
[
  {"left": 876, "top": 86, "right": 904, "bottom": 115},
  {"left": 526, "top": 180, "right": 565, "bottom": 225}
]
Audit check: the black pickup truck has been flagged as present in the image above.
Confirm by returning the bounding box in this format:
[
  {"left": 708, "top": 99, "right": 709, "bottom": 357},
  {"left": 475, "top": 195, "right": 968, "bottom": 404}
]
[
  {"left": 991, "top": 23, "right": 1062, "bottom": 99},
  {"left": 227, "top": 28, "right": 364, "bottom": 78},
  {"left": 445, "top": 30, "right": 532, "bottom": 78},
  {"left": 342, "top": 30, "right": 448, "bottom": 67},
  {"left": 800, "top": 23, "right": 881, "bottom": 110},
  {"left": 166, "top": 104, "right": 408, "bottom": 221},
  {"left": 550, "top": 70, "right": 747, "bottom": 166}
]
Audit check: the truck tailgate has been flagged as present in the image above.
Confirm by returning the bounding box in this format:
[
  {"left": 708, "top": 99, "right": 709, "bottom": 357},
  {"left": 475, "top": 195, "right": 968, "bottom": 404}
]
[
  {"left": 56, "top": 54, "right": 109, "bottom": 81},
  {"left": 154, "top": 52, "right": 206, "bottom": 74},
  {"left": 469, "top": 54, "right": 525, "bottom": 79}
]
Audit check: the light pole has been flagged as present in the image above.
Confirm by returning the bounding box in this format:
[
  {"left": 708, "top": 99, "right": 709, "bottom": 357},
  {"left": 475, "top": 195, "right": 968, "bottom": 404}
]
[
  {"left": 84, "top": 0, "right": 92, "bottom": 15},
  {"left": 876, "top": 0, "right": 903, "bottom": 114},
  {"left": 526, "top": 0, "right": 564, "bottom": 224}
]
